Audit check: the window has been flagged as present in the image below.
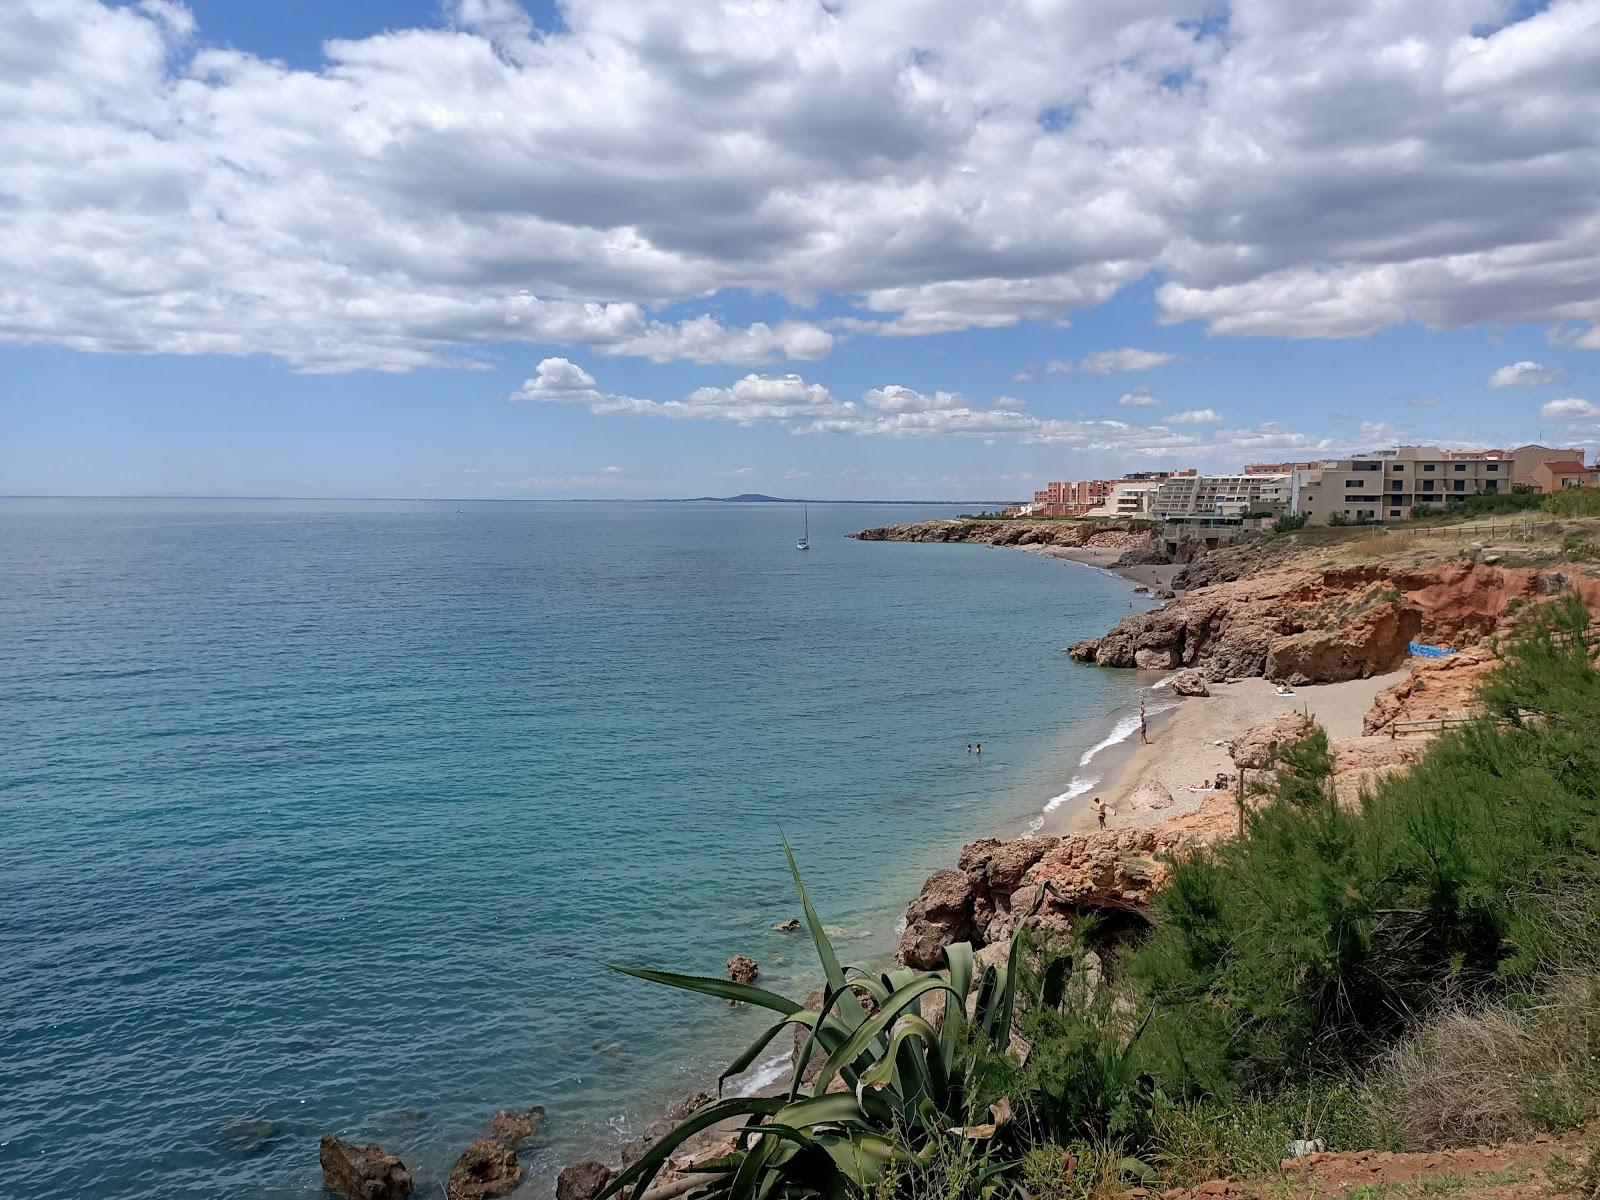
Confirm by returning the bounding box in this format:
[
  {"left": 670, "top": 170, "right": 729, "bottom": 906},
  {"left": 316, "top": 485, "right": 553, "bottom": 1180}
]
[
  {"left": 1486, "top": 463, "right": 1499, "bottom": 472},
  {"left": 1423, "top": 480, "right": 1435, "bottom": 491},
  {"left": 1389, "top": 509, "right": 1402, "bottom": 518},
  {"left": 1454, "top": 463, "right": 1467, "bottom": 472},
  {"left": 1485, "top": 481, "right": 1499, "bottom": 493},
  {"left": 1454, "top": 480, "right": 1465, "bottom": 492},
  {"left": 1392, "top": 464, "right": 1405, "bottom": 472},
  {"left": 1424, "top": 464, "right": 1436, "bottom": 472},
  {"left": 1353, "top": 461, "right": 1381, "bottom": 472}
]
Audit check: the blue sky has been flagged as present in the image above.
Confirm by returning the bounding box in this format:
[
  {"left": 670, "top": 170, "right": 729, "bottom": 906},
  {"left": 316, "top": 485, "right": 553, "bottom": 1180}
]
[{"left": 3, "top": 0, "right": 1598, "bottom": 499}]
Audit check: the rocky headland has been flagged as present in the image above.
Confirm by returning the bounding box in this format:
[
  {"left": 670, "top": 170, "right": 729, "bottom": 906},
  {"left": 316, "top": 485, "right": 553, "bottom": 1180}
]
[
  {"left": 1069, "top": 560, "right": 1600, "bottom": 684},
  {"left": 851, "top": 517, "right": 1149, "bottom": 552}
]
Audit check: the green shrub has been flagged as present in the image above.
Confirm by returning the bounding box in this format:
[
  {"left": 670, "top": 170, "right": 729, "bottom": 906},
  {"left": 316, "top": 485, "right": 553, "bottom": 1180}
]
[
  {"left": 1273, "top": 514, "right": 1308, "bottom": 534},
  {"left": 1545, "top": 489, "right": 1600, "bottom": 518},
  {"left": 1125, "top": 600, "right": 1600, "bottom": 1099}
]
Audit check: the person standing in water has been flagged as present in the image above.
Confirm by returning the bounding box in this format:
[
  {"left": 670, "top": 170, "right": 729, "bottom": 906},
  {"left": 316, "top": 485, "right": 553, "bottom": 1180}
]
[{"left": 974, "top": 743, "right": 982, "bottom": 755}]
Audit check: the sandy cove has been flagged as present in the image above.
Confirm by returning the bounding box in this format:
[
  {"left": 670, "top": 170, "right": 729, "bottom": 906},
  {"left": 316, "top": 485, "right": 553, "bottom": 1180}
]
[{"left": 1043, "top": 670, "right": 1407, "bottom": 838}]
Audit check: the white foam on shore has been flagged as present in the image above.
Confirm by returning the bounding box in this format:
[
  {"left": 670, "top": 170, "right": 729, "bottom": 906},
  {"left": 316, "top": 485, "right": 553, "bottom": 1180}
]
[
  {"left": 1029, "top": 699, "right": 1181, "bottom": 831},
  {"left": 1149, "top": 672, "right": 1180, "bottom": 690},
  {"left": 731, "top": 1048, "right": 793, "bottom": 1097}
]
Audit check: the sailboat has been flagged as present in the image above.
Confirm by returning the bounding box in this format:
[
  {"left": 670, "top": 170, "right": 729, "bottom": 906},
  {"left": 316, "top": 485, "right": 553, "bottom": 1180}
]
[{"left": 795, "top": 505, "right": 810, "bottom": 551}]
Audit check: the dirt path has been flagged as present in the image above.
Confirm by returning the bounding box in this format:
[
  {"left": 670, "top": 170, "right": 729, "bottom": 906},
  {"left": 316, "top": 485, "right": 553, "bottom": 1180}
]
[{"left": 1151, "top": 1130, "right": 1596, "bottom": 1200}]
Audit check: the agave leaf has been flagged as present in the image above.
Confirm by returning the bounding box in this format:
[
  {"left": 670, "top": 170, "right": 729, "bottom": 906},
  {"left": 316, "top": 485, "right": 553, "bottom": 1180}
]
[
  {"left": 812, "top": 976, "right": 951, "bottom": 1096},
  {"left": 729, "top": 1129, "right": 779, "bottom": 1200},
  {"left": 597, "top": 1096, "right": 783, "bottom": 1200},
  {"left": 993, "top": 925, "right": 1026, "bottom": 1049},
  {"left": 782, "top": 836, "right": 866, "bottom": 1027},
  {"left": 856, "top": 1014, "right": 941, "bottom": 1093},
  {"left": 772, "top": 1092, "right": 869, "bottom": 1130},
  {"left": 813, "top": 1132, "right": 904, "bottom": 1188},
  {"left": 941, "top": 942, "right": 974, "bottom": 1059},
  {"left": 787, "top": 984, "right": 859, "bottom": 1100},
  {"left": 608, "top": 964, "right": 801, "bottom": 1016}
]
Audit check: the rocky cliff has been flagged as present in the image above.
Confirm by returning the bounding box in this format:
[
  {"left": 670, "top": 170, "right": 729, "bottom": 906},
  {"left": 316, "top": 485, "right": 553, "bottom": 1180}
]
[
  {"left": 1069, "top": 561, "right": 1600, "bottom": 684},
  {"left": 899, "top": 826, "right": 1204, "bottom": 969},
  {"left": 852, "top": 518, "right": 1147, "bottom": 551}
]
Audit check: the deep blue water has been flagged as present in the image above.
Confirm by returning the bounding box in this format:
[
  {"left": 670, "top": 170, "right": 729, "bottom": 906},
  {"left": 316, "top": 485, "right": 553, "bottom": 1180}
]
[{"left": 0, "top": 499, "right": 1152, "bottom": 1199}]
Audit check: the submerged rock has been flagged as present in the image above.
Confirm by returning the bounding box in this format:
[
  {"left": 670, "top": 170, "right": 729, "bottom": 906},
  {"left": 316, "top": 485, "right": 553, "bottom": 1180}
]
[
  {"left": 557, "top": 1161, "right": 614, "bottom": 1200},
  {"left": 447, "top": 1139, "right": 521, "bottom": 1199},
  {"left": 483, "top": 1106, "right": 543, "bottom": 1149},
  {"left": 772, "top": 917, "right": 800, "bottom": 932},
  {"left": 214, "top": 1116, "right": 285, "bottom": 1158},
  {"left": 319, "top": 1135, "right": 414, "bottom": 1200}
]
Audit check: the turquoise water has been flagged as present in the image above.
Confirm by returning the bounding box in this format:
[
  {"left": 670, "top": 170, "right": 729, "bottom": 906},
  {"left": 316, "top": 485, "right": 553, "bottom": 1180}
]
[{"left": 0, "top": 499, "right": 1152, "bottom": 1199}]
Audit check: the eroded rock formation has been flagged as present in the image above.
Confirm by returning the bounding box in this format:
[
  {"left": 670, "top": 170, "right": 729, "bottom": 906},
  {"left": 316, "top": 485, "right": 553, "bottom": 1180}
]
[
  {"left": 556, "top": 1161, "right": 614, "bottom": 1200},
  {"left": 899, "top": 827, "right": 1203, "bottom": 968},
  {"left": 1069, "top": 562, "right": 1600, "bottom": 685},
  {"left": 319, "top": 1136, "right": 414, "bottom": 1200},
  {"left": 447, "top": 1140, "right": 521, "bottom": 1200}
]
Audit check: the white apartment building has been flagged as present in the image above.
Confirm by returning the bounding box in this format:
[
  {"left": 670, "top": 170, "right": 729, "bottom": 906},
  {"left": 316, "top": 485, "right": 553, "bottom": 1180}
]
[{"left": 1151, "top": 473, "right": 1291, "bottom": 521}]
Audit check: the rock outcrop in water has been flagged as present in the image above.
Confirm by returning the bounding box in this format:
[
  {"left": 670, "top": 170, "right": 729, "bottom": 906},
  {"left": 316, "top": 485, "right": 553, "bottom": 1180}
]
[
  {"left": 319, "top": 1136, "right": 414, "bottom": 1200},
  {"left": 557, "top": 1161, "right": 614, "bottom": 1200},
  {"left": 447, "top": 1139, "right": 522, "bottom": 1199},
  {"left": 1068, "top": 562, "right": 1600, "bottom": 684}
]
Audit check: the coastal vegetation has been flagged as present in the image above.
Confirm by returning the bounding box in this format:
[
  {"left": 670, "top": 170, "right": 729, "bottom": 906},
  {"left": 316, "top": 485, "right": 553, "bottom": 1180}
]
[{"left": 611, "top": 601, "right": 1600, "bottom": 1200}]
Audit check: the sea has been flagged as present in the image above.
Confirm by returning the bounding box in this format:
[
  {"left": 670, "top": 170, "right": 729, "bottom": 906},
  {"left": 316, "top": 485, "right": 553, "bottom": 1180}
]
[{"left": 0, "top": 499, "right": 1160, "bottom": 1200}]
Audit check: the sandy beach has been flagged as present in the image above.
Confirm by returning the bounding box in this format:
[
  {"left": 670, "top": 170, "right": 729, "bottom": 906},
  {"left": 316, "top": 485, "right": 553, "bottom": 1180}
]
[
  {"left": 1036, "top": 543, "right": 1181, "bottom": 591},
  {"left": 1043, "top": 670, "right": 1407, "bottom": 836}
]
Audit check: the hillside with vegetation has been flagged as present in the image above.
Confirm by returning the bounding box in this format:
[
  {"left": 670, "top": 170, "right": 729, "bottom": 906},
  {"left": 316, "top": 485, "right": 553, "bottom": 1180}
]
[{"left": 603, "top": 599, "right": 1600, "bottom": 1200}]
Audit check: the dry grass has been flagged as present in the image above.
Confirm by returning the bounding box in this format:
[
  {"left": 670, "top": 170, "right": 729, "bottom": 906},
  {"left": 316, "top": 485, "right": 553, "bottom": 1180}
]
[{"left": 1369, "top": 972, "right": 1600, "bottom": 1151}]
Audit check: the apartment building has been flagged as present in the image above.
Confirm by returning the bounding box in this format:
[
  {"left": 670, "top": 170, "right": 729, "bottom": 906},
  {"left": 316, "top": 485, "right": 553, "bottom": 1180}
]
[
  {"left": 1151, "top": 472, "right": 1291, "bottom": 521},
  {"left": 1293, "top": 446, "right": 1511, "bottom": 525},
  {"left": 1031, "top": 478, "right": 1112, "bottom": 517}
]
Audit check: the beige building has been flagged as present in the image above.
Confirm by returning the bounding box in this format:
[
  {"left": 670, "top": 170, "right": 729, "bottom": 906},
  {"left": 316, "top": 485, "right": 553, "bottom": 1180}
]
[{"left": 1292, "top": 447, "right": 1513, "bottom": 525}]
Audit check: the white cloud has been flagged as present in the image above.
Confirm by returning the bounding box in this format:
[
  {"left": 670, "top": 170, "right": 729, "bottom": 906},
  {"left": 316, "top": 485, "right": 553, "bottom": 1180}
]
[
  {"left": 600, "top": 465, "right": 626, "bottom": 476},
  {"left": 1051, "top": 349, "right": 1182, "bottom": 375},
  {"left": 1118, "top": 389, "right": 1161, "bottom": 407},
  {"left": 1167, "top": 408, "right": 1223, "bottom": 424},
  {"left": 1488, "top": 360, "right": 1565, "bottom": 388},
  {"left": 1541, "top": 398, "right": 1599, "bottom": 421},
  {"left": 726, "top": 466, "right": 755, "bottom": 477},
  {"left": 1549, "top": 324, "right": 1600, "bottom": 351},
  {"left": 5, "top": 0, "right": 1600, "bottom": 373}
]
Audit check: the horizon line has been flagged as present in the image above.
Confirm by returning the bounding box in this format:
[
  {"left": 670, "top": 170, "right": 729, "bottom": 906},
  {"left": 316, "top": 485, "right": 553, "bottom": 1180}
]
[{"left": 0, "top": 493, "right": 1026, "bottom": 506}]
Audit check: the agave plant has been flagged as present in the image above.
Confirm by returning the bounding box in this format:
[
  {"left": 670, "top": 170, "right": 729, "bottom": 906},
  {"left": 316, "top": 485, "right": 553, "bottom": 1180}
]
[{"left": 601, "top": 843, "right": 1030, "bottom": 1200}]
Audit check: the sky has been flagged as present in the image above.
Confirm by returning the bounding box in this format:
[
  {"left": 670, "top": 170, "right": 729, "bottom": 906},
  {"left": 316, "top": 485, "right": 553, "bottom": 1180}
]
[{"left": 2, "top": 0, "right": 1599, "bottom": 500}]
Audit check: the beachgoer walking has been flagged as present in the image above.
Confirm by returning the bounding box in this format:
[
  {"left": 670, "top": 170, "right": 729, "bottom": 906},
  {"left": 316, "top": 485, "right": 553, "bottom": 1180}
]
[
  {"left": 1139, "top": 699, "right": 1149, "bottom": 745},
  {"left": 1094, "top": 797, "right": 1108, "bottom": 829}
]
